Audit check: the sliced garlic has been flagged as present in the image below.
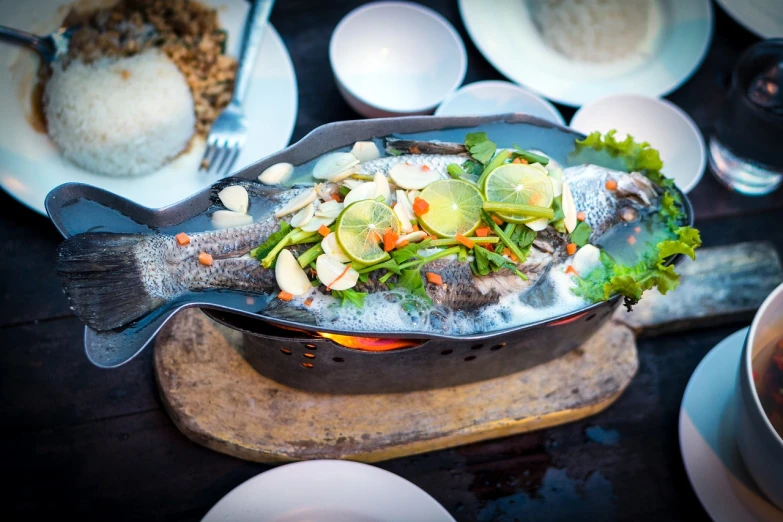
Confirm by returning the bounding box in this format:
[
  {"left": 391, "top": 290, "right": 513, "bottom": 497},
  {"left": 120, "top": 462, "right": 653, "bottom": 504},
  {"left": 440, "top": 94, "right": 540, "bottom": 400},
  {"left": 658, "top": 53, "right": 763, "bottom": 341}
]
[
  {"left": 389, "top": 163, "right": 441, "bottom": 189},
  {"left": 562, "top": 181, "right": 577, "bottom": 233},
  {"left": 217, "top": 185, "right": 249, "bottom": 214},
  {"left": 550, "top": 177, "right": 563, "bottom": 198},
  {"left": 342, "top": 179, "right": 364, "bottom": 190},
  {"left": 211, "top": 210, "right": 253, "bottom": 229},
  {"left": 299, "top": 215, "right": 336, "bottom": 233},
  {"left": 274, "top": 188, "right": 318, "bottom": 218},
  {"left": 351, "top": 141, "right": 381, "bottom": 163},
  {"left": 290, "top": 203, "right": 315, "bottom": 228},
  {"left": 394, "top": 202, "right": 413, "bottom": 233},
  {"left": 258, "top": 162, "right": 293, "bottom": 185},
  {"left": 396, "top": 190, "right": 416, "bottom": 220},
  {"left": 374, "top": 172, "right": 391, "bottom": 204},
  {"left": 315, "top": 200, "right": 344, "bottom": 219},
  {"left": 316, "top": 182, "right": 338, "bottom": 202},
  {"left": 524, "top": 217, "right": 549, "bottom": 232},
  {"left": 571, "top": 244, "right": 600, "bottom": 275},
  {"left": 275, "top": 249, "right": 312, "bottom": 296},
  {"left": 313, "top": 152, "right": 359, "bottom": 180},
  {"left": 396, "top": 230, "right": 428, "bottom": 245},
  {"left": 343, "top": 181, "right": 377, "bottom": 207},
  {"left": 321, "top": 232, "right": 350, "bottom": 263},
  {"left": 316, "top": 254, "right": 359, "bottom": 291}
]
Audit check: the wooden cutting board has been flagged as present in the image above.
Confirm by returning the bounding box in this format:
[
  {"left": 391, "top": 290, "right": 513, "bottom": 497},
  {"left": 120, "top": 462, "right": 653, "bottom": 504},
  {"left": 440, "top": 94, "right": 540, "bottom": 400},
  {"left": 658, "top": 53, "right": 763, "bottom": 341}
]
[{"left": 154, "top": 241, "right": 782, "bottom": 463}]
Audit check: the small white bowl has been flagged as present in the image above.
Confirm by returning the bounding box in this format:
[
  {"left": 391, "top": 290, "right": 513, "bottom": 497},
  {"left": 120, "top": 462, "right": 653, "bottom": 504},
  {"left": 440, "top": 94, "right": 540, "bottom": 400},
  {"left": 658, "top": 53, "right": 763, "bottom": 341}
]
[
  {"left": 329, "top": 1, "right": 467, "bottom": 118},
  {"left": 435, "top": 80, "right": 565, "bottom": 125},
  {"left": 569, "top": 95, "right": 706, "bottom": 194}
]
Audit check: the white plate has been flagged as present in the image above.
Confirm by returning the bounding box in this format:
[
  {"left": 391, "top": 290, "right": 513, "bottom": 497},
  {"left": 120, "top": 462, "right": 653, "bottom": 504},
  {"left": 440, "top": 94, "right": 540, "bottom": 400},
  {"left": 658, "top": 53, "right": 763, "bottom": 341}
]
[
  {"left": 201, "top": 460, "right": 456, "bottom": 522},
  {"left": 714, "top": 0, "right": 783, "bottom": 38},
  {"left": 0, "top": 0, "right": 298, "bottom": 216},
  {"left": 435, "top": 80, "right": 565, "bottom": 125},
  {"left": 569, "top": 94, "right": 706, "bottom": 194},
  {"left": 679, "top": 328, "right": 783, "bottom": 522},
  {"left": 458, "top": 0, "right": 713, "bottom": 108}
]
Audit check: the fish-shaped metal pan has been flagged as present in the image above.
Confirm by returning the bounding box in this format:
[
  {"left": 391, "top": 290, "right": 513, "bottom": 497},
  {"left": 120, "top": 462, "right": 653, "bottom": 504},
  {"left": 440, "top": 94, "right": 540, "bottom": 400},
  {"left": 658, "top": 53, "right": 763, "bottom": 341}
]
[{"left": 46, "top": 114, "right": 694, "bottom": 368}]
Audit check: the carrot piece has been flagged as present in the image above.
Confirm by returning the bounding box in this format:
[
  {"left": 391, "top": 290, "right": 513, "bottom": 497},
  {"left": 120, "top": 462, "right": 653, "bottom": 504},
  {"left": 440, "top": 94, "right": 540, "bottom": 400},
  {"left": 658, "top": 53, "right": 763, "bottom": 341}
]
[
  {"left": 304, "top": 297, "right": 314, "bottom": 307},
  {"left": 426, "top": 272, "right": 443, "bottom": 285},
  {"left": 411, "top": 224, "right": 420, "bottom": 232},
  {"left": 278, "top": 291, "right": 294, "bottom": 301},
  {"left": 396, "top": 240, "right": 409, "bottom": 249},
  {"left": 475, "top": 227, "right": 490, "bottom": 237},
  {"left": 326, "top": 264, "right": 352, "bottom": 291},
  {"left": 512, "top": 157, "right": 521, "bottom": 164},
  {"left": 485, "top": 244, "right": 494, "bottom": 252},
  {"left": 455, "top": 233, "right": 475, "bottom": 249},
  {"left": 566, "top": 243, "right": 577, "bottom": 256},
  {"left": 175, "top": 232, "right": 190, "bottom": 246},
  {"left": 331, "top": 193, "right": 342, "bottom": 202},
  {"left": 491, "top": 214, "right": 504, "bottom": 225},
  {"left": 576, "top": 212, "right": 586, "bottom": 222},
  {"left": 198, "top": 252, "right": 213, "bottom": 266},
  {"left": 634, "top": 226, "right": 641, "bottom": 233},
  {"left": 421, "top": 165, "right": 431, "bottom": 172},
  {"left": 627, "top": 236, "right": 637, "bottom": 245},
  {"left": 501, "top": 247, "right": 517, "bottom": 262},
  {"left": 413, "top": 197, "right": 430, "bottom": 217},
  {"left": 383, "top": 229, "right": 399, "bottom": 252},
  {"left": 606, "top": 179, "right": 618, "bottom": 190},
  {"left": 565, "top": 265, "right": 578, "bottom": 276},
  {"left": 409, "top": 146, "right": 421, "bottom": 154},
  {"left": 318, "top": 224, "right": 330, "bottom": 237}
]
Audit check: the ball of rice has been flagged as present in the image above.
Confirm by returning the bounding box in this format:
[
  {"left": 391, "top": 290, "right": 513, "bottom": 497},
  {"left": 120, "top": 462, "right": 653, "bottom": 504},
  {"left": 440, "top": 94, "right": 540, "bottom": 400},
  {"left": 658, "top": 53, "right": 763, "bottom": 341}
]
[
  {"left": 44, "top": 49, "right": 195, "bottom": 177},
  {"left": 529, "top": 0, "right": 654, "bottom": 64}
]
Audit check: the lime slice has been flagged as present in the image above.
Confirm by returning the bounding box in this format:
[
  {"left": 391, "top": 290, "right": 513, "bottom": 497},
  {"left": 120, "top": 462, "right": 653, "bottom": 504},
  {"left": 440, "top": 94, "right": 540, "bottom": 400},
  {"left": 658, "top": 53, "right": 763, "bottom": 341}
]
[
  {"left": 335, "top": 200, "right": 400, "bottom": 264},
  {"left": 483, "top": 164, "right": 554, "bottom": 224},
  {"left": 417, "top": 179, "right": 484, "bottom": 238}
]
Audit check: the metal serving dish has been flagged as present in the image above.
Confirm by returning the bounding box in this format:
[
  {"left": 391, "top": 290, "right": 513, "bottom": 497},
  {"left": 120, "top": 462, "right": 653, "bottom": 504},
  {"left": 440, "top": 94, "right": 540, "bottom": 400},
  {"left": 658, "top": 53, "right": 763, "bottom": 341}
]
[{"left": 46, "top": 114, "right": 694, "bottom": 393}]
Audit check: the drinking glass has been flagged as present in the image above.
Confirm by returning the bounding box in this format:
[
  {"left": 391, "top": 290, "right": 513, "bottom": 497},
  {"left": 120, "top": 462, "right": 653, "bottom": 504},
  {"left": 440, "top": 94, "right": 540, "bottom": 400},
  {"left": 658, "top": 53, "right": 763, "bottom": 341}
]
[{"left": 710, "top": 39, "right": 783, "bottom": 196}]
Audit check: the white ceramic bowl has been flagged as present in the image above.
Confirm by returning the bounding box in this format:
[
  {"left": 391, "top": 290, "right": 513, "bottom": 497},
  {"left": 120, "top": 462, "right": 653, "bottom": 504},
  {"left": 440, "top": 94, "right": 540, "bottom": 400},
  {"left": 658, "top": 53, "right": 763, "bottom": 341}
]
[
  {"left": 435, "top": 80, "right": 565, "bottom": 125},
  {"left": 329, "top": 1, "right": 467, "bottom": 118},
  {"left": 569, "top": 94, "right": 706, "bottom": 194},
  {"left": 737, "top": 282, "right": 783, "bottom": 510}
]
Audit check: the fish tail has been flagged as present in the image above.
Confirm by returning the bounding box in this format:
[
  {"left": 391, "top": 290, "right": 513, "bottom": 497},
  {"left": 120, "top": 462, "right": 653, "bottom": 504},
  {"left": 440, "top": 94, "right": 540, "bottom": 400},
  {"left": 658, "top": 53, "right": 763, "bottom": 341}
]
[{"left": 56, "top": 233, "right": 167, "bottom": 331}]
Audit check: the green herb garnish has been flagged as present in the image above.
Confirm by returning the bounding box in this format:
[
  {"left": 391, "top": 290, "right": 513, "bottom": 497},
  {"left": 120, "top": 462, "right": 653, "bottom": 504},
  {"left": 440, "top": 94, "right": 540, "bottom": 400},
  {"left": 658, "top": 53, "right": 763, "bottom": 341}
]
[
  {"left": 471, "top": 245, "right": 527, "bottom": 280},
  {"left": 331, "top": 288, "right": 368, "bottom": 308},
  {"left": 464, "top": 132, "right": 497, "bottom": 165},
  {"left": 512, "top": 145, "right": 549, "bottom": 166},
  {"left": 570, "top": 221, "right": 592, "bottom": 247}
]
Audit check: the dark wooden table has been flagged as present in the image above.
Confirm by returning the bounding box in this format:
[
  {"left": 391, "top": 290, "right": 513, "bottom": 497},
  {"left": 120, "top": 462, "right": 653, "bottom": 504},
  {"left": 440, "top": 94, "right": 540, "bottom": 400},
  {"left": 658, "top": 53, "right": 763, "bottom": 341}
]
[{"left": 2, "top": 2, "right": 778, "bottom": 520}]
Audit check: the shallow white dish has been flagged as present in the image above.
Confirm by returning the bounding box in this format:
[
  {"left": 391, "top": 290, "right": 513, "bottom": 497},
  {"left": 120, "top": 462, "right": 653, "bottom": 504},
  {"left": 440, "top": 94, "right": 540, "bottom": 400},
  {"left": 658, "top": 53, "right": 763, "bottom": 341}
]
[
  {"left": 201, "top": 460, "right": 456, "bottom": 522},
  {"left": 679, "top": 327, "right": 783, "bottom": 522},
  {"left": 714, "top": 0, "right": 783, "bottom": 38},
  {"left": 435, "top": 80, "right": 564, "bottom": 125},
  {"left": 329, "top": 1, "right": 466, "bottom": 118},
  {"left": 0, "top": 0, "right": 298, "bottom": 216},
  {"left": 458, "top": 0, "right": 713, "bottom": 108},
  {"left": 569, "top": 94, "right": 706, "bottom": 194}
]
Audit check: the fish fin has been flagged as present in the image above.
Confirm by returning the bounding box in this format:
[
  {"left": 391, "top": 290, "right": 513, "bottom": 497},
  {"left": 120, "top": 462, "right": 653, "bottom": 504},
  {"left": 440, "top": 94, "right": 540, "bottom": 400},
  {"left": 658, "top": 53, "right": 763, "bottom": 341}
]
[
  {"left": 385, "top": 138, "right": 468, "bottom": 156},
  {"left": 56, "top": 233, "right": 166, "bottom": 331},
  {"left": 262, "top": 298, "right": 319, "bottom": 326}
]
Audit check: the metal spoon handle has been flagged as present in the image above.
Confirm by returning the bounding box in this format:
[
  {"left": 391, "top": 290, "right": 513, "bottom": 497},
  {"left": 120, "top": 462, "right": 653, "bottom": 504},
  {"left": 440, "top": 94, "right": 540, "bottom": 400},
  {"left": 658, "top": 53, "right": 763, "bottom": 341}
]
[
  {"left": 0, "top": 25, "right": 44, "bottom": 52},
  {"left": 232, "top": 0, "right": 275, "bottom": 106}
]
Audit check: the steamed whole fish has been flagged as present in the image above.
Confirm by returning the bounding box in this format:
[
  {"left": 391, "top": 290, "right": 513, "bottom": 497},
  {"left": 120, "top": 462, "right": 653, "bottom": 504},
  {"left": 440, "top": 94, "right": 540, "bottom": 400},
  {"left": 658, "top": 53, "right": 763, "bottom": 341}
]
[{"left": 55, "top": 147, "right": 658, "bottom": 332}]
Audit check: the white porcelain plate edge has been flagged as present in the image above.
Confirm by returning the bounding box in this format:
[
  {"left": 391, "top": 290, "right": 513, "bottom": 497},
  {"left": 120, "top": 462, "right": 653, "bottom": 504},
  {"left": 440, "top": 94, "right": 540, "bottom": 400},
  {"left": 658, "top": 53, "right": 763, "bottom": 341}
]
[
  {"left": 458, "top": 0, "right": 714, "bottom": 108},
  {"left": 201, "top": 460, "right": 456, "bottom": 522},
  {"left": 679, "top": 327, "right": 783, "bottom": 522},
  {"left": 569, "top": 94, "right": 706, "bottom": 194},
  {"left": 0, "top": 0, "right": 298, "bottom": 216},
  {"left": 434, "top": 80, "right": 565, "bottom": 126},
  {"left": 714, "top": 0, "right": 783, "bottom": 39}
]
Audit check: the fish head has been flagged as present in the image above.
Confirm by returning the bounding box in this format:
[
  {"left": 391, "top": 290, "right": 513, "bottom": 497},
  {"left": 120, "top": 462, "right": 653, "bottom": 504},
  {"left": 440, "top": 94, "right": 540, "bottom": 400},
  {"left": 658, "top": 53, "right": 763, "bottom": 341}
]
[{"left": 614, "top": 171, "right": 659, "bottom": 207}]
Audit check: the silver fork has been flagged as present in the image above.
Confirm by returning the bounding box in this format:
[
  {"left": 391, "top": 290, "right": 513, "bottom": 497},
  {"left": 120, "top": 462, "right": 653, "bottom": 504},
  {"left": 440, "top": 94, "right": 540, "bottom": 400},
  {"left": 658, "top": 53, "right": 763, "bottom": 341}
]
[
  {"left": 0, "top": 24, "right": 79, "bottom": 64},
  {"left": 201, "top": 0, "right": 276, "bottom": 177}
]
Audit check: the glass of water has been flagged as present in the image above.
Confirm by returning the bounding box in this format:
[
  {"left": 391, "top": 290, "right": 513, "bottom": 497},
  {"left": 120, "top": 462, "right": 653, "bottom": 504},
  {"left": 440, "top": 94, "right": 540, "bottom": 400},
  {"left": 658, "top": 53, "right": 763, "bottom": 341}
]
[{"left": 710, "top": 39, "right": 783, "bottom": 196}]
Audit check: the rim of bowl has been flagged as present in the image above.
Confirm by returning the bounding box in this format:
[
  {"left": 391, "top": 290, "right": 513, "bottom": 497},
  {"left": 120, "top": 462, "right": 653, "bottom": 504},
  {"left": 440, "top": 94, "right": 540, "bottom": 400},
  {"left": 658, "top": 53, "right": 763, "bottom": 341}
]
[
  {"left": 435, "top": 80, "right": 565, "bottom": 125},
  {"left": 329, "top": 1, "right": 468, "bottom": 114},
  {"left": 569, "top": 94, "right": 706, "bottom": 194},
  {"left": 746, "top": 281, "right": 783, "bottom": 447}
]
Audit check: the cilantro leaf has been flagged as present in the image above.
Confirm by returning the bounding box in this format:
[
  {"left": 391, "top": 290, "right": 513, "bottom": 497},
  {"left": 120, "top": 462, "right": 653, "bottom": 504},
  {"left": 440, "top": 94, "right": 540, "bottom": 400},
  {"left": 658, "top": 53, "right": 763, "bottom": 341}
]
[
  {"left": 511, "top": 226, "right": 537, "bottom": 248},
  {"left": 391, "top": 239, "right": 431, "bottom": 264},
  {"left": 461, "top": 159, "right": 484, "bottom": 177},
  {"left": 390, "top": 268, "right": 431, "bottom": 302},
  {"left": 250, "top": 222, "right": 292, "bottom": 261},
  {"left": 570, "top": 221, "right": 592, "bottom": 247},
  {"left": 471, "top": 245, "right": 527, "bottom": 280},
  {"left": 550, "top": 196, "right": 565, "bottom": 223},
  {"left": 464, "top": 132, "right": 497, "bottom": 165},
  {"left": 331, "top": 289, "right": 368, "bottom": 308}
]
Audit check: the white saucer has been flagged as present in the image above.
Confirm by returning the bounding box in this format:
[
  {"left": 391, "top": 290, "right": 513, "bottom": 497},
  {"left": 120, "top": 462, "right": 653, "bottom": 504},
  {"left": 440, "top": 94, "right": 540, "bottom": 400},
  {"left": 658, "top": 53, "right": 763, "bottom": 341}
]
[
  {"left": 458, "top": 0, "right": 713, "bottom": 107},
  {"left": 435, "top": 80, "right": 565, "bottom": 125},
  {"left": 0, "top": 0, "right": 298, "bottom": 216},
  {"left": 569, "top": 94, "right": 706, "bottom": 194},
  {"left": 679, "top": 327, "right": 783, "bottom": 522},
  {"left": 201, "top": 460, "right": 455, "bottom": 522},
  {"left": 714, "top": 0, "right": 783, "bottom": 38}
]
